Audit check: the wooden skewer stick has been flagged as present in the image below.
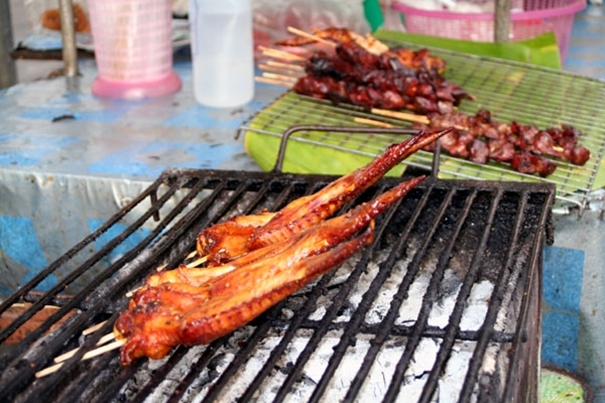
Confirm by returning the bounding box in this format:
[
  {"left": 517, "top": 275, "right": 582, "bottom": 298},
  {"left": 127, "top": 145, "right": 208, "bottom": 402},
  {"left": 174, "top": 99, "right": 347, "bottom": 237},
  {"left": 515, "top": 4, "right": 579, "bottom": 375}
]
[
  {"left": 185, "top": 254, "right": 208, "bottom": 268},
  {"left": 125, "top": 286, "right": 142, "bottom": 298},
  {"left": 82, "top": 320, "right": 107, "bottom": 336},
  {"left": 262, "top": 72, "right": 299, "bottom": 83},
  {"left": 258, "top": 64, "right": 305, "bottom": 77},
  {"left": 370, "top": 109, "right": 467, "bottom": 130},
  {"left": 255, "top": 76, "right": 294, "bottom": 88},
  {"left": 370, "top": 108, "right": 430, "bottom": 125},
  {"left": 265, "top": 60, "right": 304, "bottom": 71},
  {"left": 354, "top": 117, "right": 395, "bottom": 129},
  {"left": 35, "top": 339, "right": 125, "bottom": 378},
  {"left": 258, "top": 46, "right": 306, "bottom": 62},
  {"left": 286, "top": 26, "right": 336, "bottom": 47},
  {"left": 53, "top": 332, "right": 116, "bottom": 363}
]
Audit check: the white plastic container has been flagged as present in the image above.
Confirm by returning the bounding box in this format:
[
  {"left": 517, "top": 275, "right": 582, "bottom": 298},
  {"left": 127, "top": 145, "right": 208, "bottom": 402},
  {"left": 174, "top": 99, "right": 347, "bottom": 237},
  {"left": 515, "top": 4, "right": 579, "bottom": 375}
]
[{"left": 189, "top": 0, "right": 255, "bottom": 108}]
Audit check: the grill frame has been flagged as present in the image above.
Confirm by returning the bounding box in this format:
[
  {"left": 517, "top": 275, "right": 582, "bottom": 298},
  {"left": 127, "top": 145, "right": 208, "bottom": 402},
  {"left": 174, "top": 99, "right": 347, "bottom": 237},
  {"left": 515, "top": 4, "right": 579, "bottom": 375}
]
[{"left": 0, "top": 153, "right": 555, "bottom": 402}]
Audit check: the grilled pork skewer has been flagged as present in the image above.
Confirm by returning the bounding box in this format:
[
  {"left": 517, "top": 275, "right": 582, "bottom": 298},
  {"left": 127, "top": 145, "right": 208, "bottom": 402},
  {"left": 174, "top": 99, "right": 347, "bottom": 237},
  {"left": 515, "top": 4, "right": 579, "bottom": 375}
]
[
  {"left": 115, "top": 174, "right": 427, "bottom": 364},
  {"left": 262, "top": 27, "right": 470, "bottom": 114},
  {"left": 197, "top": 128, "right": 453, "bottom": 266},
  {"left": 276, "top": 26, "right": 444, "bottom": 73},
  {"left": 414, "top": 109, "right": 591, "bottom": 177}
]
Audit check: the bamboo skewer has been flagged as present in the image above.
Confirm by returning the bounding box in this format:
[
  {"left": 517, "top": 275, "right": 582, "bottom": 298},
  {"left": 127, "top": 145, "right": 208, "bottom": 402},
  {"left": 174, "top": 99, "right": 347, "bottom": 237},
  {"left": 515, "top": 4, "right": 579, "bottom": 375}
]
[
  {"left": 370, "top": 108, "right": 430, "bottom": 125},
  {"left": 125, "top": 287, "right": 141, "bottom": 298},
  {"left": 35, "top": 339, "right": 125, "bottom": 378},
  {"left": 258, "top": 64, "right": 305, "bottom": 77},
  {"left": 258, "top": 46, "right": 306, "bottom": 62},
  {"left": 82, "top": 320, "right": 107, "bottom": 336},
  {"left": 255, "top": 76, "right": 294, "bottom": 88},
  {"left": 53, "top": 332, "right": 116, "bottom": 364},
  {"left": 265, "top": 60, "right": 304, "bottom": 71},
  {"left": 185, "top": 254, "right": 208, "bottom": 268},
  {"left": 262, "top": 72, "right": 299, "bottom": 83},
  {"left": 354, "top": 117, "right": 395, "bottom": 128},
  {"left": 286, "top": 26, "right": 336, "bottom": 47}
]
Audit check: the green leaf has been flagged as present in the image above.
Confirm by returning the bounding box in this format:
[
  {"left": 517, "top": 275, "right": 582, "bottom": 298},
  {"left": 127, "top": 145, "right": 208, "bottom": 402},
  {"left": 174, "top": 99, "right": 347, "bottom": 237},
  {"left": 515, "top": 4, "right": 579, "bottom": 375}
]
[{"left": 374, "top": 30, "right": 562, "bottom": 69}]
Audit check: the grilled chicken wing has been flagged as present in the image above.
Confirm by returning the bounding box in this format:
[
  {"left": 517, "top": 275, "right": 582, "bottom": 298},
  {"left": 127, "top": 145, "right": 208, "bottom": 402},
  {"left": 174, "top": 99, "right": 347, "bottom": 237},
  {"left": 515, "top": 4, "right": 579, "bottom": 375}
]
[
  {"left": 197, "top": 128, "right": 453, "bottom": 265},
  {"left": 114, "top": 175, "right": 427, "bottom": 364}
]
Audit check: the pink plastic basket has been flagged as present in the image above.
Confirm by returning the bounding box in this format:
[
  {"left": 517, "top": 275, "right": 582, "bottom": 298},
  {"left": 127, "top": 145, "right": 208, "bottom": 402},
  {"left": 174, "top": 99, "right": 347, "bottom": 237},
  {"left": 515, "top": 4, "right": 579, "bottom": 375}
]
[{"left": 392, "top": 0, "right": 586, "bottom": 62}]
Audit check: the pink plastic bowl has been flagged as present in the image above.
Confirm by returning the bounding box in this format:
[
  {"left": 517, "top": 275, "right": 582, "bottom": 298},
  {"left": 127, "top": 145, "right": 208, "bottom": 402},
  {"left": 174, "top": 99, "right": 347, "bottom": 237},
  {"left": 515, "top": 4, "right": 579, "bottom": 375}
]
[{"left": 392, "top": 0, "right": 586, "bottom": 62}]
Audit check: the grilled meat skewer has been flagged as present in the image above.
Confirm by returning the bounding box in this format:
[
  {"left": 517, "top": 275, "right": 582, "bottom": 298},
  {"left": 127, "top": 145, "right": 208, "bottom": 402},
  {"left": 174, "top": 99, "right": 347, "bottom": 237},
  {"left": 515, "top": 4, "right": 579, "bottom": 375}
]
[
  {"left": 293, "top": 43, "right": 472, "bottom": 115},
  {"left": 114, "top": 174, "right": 428, "bottom": 364},
  {"left": 197, "top": 128, "right": 454, "bottom": 266},
  {"left": 415, "top": 110, "right": 590, "bottom": 177}
]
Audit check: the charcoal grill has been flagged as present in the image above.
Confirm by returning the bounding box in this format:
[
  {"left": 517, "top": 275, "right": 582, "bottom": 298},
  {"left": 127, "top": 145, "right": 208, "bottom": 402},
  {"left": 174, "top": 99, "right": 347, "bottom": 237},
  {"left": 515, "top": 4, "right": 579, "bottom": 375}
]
[{"left": 0, "top": 128, "right": 554, "bottom": 403}]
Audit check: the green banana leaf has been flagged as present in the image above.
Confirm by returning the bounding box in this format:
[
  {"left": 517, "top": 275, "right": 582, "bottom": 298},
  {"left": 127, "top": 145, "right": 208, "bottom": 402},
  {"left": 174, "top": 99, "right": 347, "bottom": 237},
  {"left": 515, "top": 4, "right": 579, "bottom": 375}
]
[{"left": 374, "top": 30, "right": 562, "bottom": 69}]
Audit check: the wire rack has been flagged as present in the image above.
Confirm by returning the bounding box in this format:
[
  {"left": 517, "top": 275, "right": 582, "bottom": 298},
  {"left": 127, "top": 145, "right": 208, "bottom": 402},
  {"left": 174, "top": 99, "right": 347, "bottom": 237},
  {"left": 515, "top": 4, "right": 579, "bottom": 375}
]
[{"left": 240, "top": 45, "right": 605, "bottom": 211}]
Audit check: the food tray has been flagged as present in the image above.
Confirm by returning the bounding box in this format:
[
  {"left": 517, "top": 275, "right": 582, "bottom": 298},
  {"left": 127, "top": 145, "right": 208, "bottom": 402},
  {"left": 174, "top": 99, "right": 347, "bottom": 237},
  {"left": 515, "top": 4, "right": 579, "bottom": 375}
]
[{"left": 241, "top": 43, "right": 605, "bottom": 211}]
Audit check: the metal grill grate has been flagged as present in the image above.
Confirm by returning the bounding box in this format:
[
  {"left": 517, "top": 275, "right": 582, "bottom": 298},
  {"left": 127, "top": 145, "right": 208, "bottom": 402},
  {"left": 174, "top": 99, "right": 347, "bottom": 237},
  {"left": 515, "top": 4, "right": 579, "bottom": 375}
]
[
  {"left": 0, "top": 165, "right": 554, "bottom": 402},
  {"left": 241, "top": 46, "right": 605, "bottom": 211}
]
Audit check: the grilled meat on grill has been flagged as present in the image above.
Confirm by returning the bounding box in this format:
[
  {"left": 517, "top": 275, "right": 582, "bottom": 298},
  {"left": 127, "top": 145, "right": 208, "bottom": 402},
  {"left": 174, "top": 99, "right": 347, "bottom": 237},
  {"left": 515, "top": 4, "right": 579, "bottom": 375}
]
[
  {"left": 197, "top": 128, "right": 454, "bottom": 266},
  {"left": 114, "top": 175, "right": 427, "bottom": 364},
  {"left": 293, "top": 43, "right": 471, "bottom": 115},
  {"left": 113, "top": 129, "right": 453, "bottom": 364},
  {"left": 415, "top": 109, "right": 591, "bottom": 177},
  {"left": 276, "top": 27, "right": 447, "bottom": 74}
]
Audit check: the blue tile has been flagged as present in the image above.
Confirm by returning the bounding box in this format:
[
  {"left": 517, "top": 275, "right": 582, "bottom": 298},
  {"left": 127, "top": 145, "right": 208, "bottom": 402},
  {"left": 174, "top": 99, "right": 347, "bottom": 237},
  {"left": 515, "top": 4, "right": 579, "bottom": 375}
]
[
  {"left": 542, "top": 310, "right": 580, "bottom": 371},
  {"left": 163, "top": 103, "right": 252, "bottom": 130},
  {"left": 0, "top": 216, "right": 57, "bottom": 292},
  {"left": 86, "top": 141, "right": 243, "bottom": 177},
  {"left": 20, "top": 93, "right": 143, "bottom": 123},
  {"left": 20, "top": 106, "right": 126, "bottom": 123},
  {"left": 564, "top": 59, "right": 605, "bottom": 68},
  {"left": 0, "top": 132, "right": 79, "bottom": 167},
  {"left": 542, "top": 246, "right": 584, "bottom": 313}
]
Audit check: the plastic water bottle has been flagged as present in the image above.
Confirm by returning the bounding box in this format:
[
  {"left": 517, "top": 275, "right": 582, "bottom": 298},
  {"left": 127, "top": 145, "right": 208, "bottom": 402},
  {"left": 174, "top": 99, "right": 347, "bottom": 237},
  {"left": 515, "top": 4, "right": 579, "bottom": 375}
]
[{"left": 189, "top": 0, "right": 255, "bottom": 107}]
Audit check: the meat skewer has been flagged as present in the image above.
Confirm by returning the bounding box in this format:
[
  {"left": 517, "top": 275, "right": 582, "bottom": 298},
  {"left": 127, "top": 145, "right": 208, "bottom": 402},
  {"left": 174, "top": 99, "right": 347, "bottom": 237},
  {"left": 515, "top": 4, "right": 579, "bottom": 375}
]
[
  {"left": 34, "top": 129, "right": 450, "bottom": 375},
  {"left": 253, "top": 61, "right": 590, "bottom": 177},
  {"left": 292, "top": 43, "right": 472, "bottom": 115},
  {"left": 413, "top": 109, "right": 591, "bottom": 177},
  {"left": 197, "top": 128, "right": 453, "bottom": 266},
  {"left": 258, "top": 27, "right": 590, "bottom": 178},
  {"left": 262, "top": 27, "right": 472, "bottom": 114},
  {"left": 276, "top": 26, "right": 446, "bottom": 74},
  {"left": 115, "top": 174, "right": 428, "bottom": 364}
]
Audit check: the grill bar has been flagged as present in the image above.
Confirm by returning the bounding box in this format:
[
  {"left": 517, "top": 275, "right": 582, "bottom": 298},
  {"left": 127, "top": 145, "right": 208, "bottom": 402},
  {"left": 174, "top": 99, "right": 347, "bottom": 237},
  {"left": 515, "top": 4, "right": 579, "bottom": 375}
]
[
  {"left": 315, "top": 183, "right": 436, "bottom": 403},
  {"left": 271, "top": 227, "right": 383, "bottom": 402},
  {"left": 395, "top": 189, "right": 476, "bottom": 403},
  {"left": 419, "top": 188, "right": 502, "bottom": 402},
  {"left": 236, "top": 268, "right": 341, "bottom": 403},
  {"left": 381, "top": 187, "right": 462, "bottom": 402}
]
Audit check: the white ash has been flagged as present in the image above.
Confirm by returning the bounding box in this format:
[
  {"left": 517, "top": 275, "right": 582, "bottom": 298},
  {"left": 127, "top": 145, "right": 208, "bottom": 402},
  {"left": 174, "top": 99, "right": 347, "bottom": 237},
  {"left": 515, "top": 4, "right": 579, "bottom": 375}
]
[
  {"left": 460, "top": 280, "right": 493, "bottom": 331},
  {"left": 438, "top": 342, "right": 477, "bottom": 403},
  {"left": 111, "top": 246, "right": 513, "bottom": 402},
  {"left": 365, "top": 255, "right": 413, "bottom": 324}
]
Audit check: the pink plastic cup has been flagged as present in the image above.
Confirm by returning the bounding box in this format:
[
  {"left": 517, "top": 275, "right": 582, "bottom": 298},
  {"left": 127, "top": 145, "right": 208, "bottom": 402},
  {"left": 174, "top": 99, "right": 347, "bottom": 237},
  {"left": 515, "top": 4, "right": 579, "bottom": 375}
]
[{"left": 87, "top": 0, "right": 181, "bottom": 99}]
